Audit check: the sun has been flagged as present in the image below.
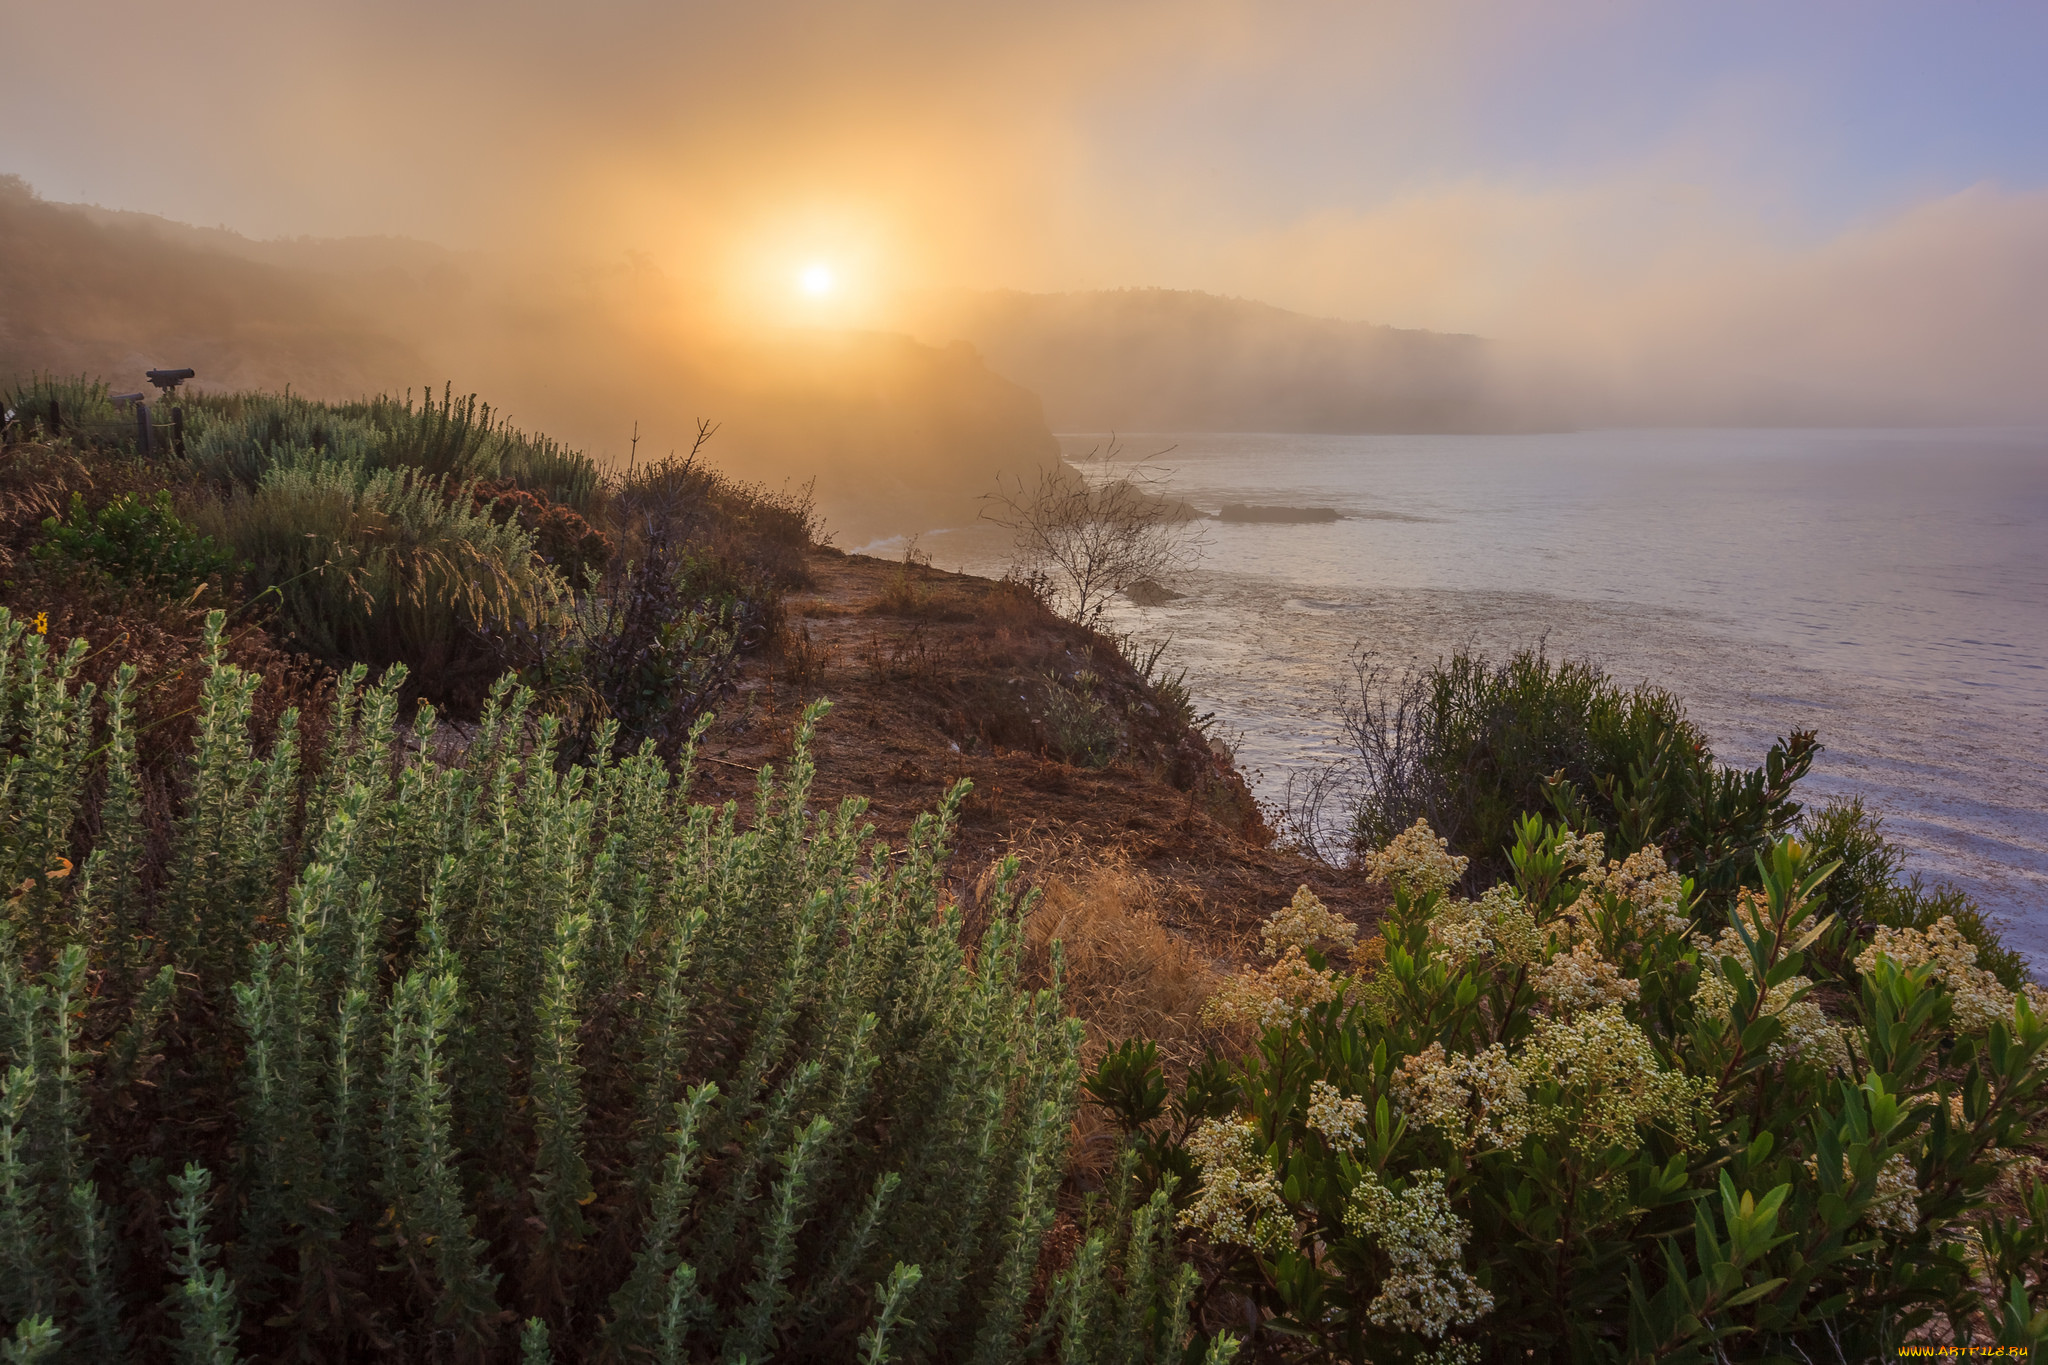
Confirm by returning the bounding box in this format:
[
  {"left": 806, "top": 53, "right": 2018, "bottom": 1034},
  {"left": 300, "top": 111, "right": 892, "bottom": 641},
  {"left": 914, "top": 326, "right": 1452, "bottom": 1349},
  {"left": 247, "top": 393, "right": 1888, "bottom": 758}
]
[{"left": 797, "top": 262, "right": 835, "bottom": 296}]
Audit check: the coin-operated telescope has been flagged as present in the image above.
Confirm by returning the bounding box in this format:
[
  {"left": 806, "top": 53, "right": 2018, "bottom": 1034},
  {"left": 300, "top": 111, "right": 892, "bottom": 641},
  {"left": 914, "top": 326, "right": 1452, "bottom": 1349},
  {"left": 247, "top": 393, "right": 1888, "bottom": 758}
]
[{"left": 132, "top": 368, "right": 197, "bottom": 454}]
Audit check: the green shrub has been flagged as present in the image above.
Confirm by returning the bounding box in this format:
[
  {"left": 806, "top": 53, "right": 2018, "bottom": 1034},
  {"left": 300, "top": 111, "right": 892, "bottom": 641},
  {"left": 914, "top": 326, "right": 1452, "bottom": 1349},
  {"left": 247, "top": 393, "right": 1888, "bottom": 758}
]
[
  {"left": 1302, "top": 648, "right": 1814, "bottom": 899},
  {"left": 183, "top": 385, "right": 602, "bottom": 511},
  {"left": 1118, "top": 819, "right": 2048, "bottom": 1360},
  {"left": 1041, "top": 670, "right": 1122, "bottom": 769},
  {"left": 33, "top": 491, "right": 239, "bottom": 597},
  {"left": 0, "top": 608, "right": 1222, "bottom": 1362},
  {"left": 181, "top": 389, "right": 382, "bottom": 486},
  {"left": 525, "top": 445, "right": 812, "bottom": 758},
  {"left": 2, "top": 376, "right": 119, "bottom": 440},
  {"left": 1802, "top": 796, "right": 2033, "bottom": 990},
  {"left": 1113, "top": 633, "right": 1216, "bottom": 739}
]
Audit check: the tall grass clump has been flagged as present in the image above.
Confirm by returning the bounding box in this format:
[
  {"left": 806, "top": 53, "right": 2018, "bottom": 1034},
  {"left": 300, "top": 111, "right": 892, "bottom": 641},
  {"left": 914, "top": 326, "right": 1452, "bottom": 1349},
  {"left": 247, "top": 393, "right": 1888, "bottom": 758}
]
[
  {"left": 210, "top": 449, "right": 561, "bottom": 686},
  {"left": 1291, "top": 647, "right": 1815, "bottom": 897},
  {"left": 183, "top": 385, "right": 602, "bottom": 511},
  {"left": 0, "top": 607, "right": 1219, "bottom": 1362},
  {"left": 2, "top": 376, "right": 121, "bottom": 439},
  {"left": 1112, "top": 821, "right": 2048, "bottom": 1358}
]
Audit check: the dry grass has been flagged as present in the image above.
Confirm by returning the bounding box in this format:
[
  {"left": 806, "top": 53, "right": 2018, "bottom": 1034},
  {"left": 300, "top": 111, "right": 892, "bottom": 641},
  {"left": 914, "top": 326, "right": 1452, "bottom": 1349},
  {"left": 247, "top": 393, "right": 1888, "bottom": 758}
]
[
  {"left": 1016, "top": 847, "right": 1229, "bottom": 1063},
  {"left": 997, "top": 841, "right": 1255, "bottom": 1180}
]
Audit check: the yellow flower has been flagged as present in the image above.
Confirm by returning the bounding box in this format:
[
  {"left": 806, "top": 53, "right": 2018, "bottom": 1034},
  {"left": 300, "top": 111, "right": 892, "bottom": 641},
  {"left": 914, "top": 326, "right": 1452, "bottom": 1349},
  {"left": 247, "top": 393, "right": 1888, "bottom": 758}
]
[{"left": 32, "top": 611, "right": 48, "bottom": 635}]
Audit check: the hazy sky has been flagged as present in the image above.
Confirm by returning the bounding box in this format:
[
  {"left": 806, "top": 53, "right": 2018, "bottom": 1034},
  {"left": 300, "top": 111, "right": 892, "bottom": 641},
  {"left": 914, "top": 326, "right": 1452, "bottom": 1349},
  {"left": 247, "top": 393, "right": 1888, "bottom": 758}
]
[{"left": 7, "top": 0, "right": 2046, "bottom": 408}]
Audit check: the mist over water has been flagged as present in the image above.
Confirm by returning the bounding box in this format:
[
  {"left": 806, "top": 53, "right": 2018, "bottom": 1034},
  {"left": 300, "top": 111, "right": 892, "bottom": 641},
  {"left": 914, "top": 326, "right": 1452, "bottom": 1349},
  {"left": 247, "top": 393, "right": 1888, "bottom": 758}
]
[{"left": 927, "top": 428, "right": 2048, "bottom": 972}]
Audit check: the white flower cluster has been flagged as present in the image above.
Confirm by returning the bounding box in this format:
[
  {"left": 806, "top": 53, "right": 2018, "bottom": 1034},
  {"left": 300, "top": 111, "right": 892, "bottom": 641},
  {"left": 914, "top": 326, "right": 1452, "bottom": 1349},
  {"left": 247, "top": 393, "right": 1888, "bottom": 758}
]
[
  {"left": 1261, "top": 885, "right": 1360, "bottom": 960},
  {"left": 1691, "top": 960, "right": 1848, "bottom": 1069},
  {"left": 1692, "top": 887, "right": 1777, "bottom": 959},
  {"left": 1482, "top": 885, "right": 1546, "bottom": 966},
  {"left": 1392, "top": 1042, "right": 1530, "bottom": 1152},
  {"left": 1578, "top": 844, "right": 1690, "bottom": 933},
  {"left": 1344, "top": 1169, "right": 1494, "bottom": 1337},
  {"left": 1428, "top": 901, "right": 1491, "bottom": 968},
  {"left": 1770, "top": 985, "right": 1849, "bottom": 1068},
  {"left": 1518, "top": 1005, "right": 1708, "bottom": 1158},
  {"left": 1868, "top": 1151, "right": 1920, "bottom": 1233},
  {"left": 1363, "top": 819, "right": 1469, "bottom": 899},
  {"left": 1307, "top": 1079, "right": 1373, "bottom": 1153},
  {"left": 1427, "top": 884, "right": 1542, "bottom": 970},
  {"left": 1554, "top": 829, "right": 1606, "bottom": 873},
  {"left": 1414, "top": 1343, "right": 1482, "bottom": 1365},
  {"left": 1855, "top": 916, "right": 2048, "bottom": 1033},
  {"left": 1207, "top": 888, "right": 1362, "bottom": 1030},
  {"left": 1179, "top": 1118, "right": 1294, "bottom": 1254},
  {"left": 1806, "top": 1149, "right": 1920, "bottom": 1233},
  {"left": 1200, "top": 944, "right": 1341, "bottom": 1031},
  {"left": 1533, "top": 940, "right": 1641, "bottom": 1015}
]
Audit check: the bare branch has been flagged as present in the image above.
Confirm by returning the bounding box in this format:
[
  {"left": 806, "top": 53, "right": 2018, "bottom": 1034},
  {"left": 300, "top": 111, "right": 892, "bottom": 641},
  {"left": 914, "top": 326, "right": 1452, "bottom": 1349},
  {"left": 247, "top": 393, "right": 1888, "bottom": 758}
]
[{"left": 980, "top": 440, "right": 1203, "bottom": 629}]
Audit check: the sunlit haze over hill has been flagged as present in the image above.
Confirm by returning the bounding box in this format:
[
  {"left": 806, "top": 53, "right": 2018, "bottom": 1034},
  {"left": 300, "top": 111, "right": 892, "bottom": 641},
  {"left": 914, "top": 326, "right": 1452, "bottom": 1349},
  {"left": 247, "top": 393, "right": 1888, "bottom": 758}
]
[{"left": 8, "top": 2, "right": 2048, "bottom": 418}]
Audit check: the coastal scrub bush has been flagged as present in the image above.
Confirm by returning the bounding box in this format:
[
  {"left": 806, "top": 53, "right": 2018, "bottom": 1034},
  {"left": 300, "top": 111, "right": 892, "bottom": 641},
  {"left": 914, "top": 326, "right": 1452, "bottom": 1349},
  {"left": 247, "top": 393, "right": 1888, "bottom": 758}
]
[
  {"left": 0, "top": 606, "right": 1229, "bottom": 1362},
  {"left": 1107, "top": 820, "right": 2048, "bottom": 1359},
  {"left": 1801, "top": 795, "right": 2031, "bottom": 991},
  {"left": 1292, "top": 647, "right": 1814, "bottom": 898},
  {"left": 1041, "top": 669, "right": 1121, "bottom": 768},
  {"left": 33, "top": 490, "right": 239, "bottom": 597},
  {"left": 1113, "top": 633, "right": 1216, "bottom": 741},
  {"left": 519, "top": 437, "right": 810, "bottom": 757},
  {"left": 1, "top": 375, "right": 120, "bottom": 441}
]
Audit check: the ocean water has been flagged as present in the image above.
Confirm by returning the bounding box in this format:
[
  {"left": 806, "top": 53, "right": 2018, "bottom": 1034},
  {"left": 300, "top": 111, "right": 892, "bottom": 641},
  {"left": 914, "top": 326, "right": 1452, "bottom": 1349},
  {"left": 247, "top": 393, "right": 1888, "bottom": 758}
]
[{"left": 911, "top": 428, "right": 2048, "bottom": 973}]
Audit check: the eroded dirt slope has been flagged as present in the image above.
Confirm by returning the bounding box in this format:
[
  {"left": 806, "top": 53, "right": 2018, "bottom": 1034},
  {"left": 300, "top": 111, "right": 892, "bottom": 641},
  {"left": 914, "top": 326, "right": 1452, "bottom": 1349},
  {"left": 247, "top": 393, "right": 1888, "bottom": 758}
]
[{"left": 696, "top": 549, "right": 1380, "bottom": 954}]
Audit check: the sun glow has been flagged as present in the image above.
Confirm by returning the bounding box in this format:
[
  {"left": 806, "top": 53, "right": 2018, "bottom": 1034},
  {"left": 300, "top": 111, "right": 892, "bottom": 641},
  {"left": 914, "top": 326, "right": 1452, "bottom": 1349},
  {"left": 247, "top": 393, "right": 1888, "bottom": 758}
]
[{"left": 798, "top": 262, "right": 835, "bottom": 296}]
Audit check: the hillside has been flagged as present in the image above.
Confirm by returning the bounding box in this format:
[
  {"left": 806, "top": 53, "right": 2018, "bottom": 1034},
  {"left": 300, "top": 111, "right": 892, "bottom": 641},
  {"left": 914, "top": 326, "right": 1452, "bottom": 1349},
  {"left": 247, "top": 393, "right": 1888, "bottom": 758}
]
[
  {"left": 7, "top": 383, "right": 2046, "bottom": 1357},
  {"left": 0, "top": 177, "right": 1058, "bottom": 540},
  {"left": 0, "top": 175, "right": 431, "bottom": 397},
  {"left": 898, "top": 286, "right": 1553, "bottom": 433}
]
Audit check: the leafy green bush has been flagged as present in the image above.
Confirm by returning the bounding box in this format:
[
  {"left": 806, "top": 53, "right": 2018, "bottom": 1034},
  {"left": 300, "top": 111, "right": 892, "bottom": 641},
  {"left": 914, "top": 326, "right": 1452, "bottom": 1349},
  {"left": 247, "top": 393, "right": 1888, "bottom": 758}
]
[
  {"left": 1801, "top": 796, "right": 2032, "bottom": 991},
  {"left": 1110, "top": 819, "right": 2048, "bottom": 1360},
  {"left": 0, "top": 608, "right": 1227, "bottom": 1362},
  {"left": 1298, "top": 648, "right": 1814, "bottom": 899},
  {"left": 33, "top": 490, "right": 239, "bottom": 596}
]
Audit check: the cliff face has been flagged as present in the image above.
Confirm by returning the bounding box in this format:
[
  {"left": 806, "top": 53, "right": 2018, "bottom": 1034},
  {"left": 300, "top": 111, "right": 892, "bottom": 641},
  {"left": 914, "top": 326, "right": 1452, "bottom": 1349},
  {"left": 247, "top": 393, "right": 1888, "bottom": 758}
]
[
  {"left": 701, "top": 547, "right": 1372, "bottom": 942},
  {"left": 898, "top": 286, "right": 1553, "bottom": 434},
  {"left": 1, "top": 178, "right": 1059, "bottom": 542}
]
